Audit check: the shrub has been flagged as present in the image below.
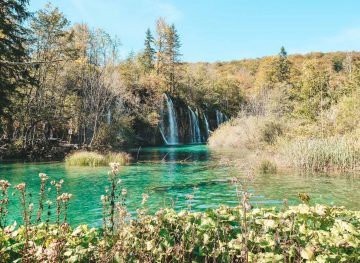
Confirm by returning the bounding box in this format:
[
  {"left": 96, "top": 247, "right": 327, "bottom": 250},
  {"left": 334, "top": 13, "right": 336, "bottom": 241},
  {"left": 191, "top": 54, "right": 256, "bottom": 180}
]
[
  {"left": 258, "top": 160, "right": 277, "bottom": 174},
  {"left": 284, "top": 136, "right": 360, "bottom": 172},
  {"left": 261, "top": 121, "right": 283, "bottom": 144},
  {"left": 65, "top": 151, "right": 130, "bottom": 167},
  {"left": 209, "top": 115, "right": 284, "bottom": 149}
]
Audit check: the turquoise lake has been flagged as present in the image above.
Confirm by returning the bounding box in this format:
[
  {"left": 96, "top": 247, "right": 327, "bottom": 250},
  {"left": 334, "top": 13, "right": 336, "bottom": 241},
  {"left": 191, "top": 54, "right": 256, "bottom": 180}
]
[{"left": 0, "top": 145, "right": 359, "bottom": 226}]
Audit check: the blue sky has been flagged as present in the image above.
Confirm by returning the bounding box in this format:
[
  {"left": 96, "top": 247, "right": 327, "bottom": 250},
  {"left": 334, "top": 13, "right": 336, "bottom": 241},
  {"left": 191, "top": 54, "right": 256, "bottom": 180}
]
[{"left": 29, "top": 0, "right": 360, "bottom": 62}]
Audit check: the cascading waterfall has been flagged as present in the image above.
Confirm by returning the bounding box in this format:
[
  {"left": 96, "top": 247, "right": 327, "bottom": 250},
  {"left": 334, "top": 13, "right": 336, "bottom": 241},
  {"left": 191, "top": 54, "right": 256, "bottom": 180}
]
[
  {"left": 159, "top": 94, "right": 179, "bottom": 145},
  {"left": 203, "top": 113, "right": 210, "bottom": 140},
  {"left": 158, "top": 95, "right": 230, "bottom": 145},
  {"left": 216, "top": 110, "right": 228, "bottom": 126},
  {"left": 188, "top": 108, "right": 194, "bottom": 143},
  {"left": 188, "top": 107, "right": 201, "bottom": 144},
  {"left": 107, "top": 109, "right": 111, "bottom": 125}
]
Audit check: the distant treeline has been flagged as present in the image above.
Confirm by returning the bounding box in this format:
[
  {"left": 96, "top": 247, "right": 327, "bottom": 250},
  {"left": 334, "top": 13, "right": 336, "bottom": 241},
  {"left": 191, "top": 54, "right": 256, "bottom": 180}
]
[{"left": 1, "top": 1, "right": 360, "bottom": 159}]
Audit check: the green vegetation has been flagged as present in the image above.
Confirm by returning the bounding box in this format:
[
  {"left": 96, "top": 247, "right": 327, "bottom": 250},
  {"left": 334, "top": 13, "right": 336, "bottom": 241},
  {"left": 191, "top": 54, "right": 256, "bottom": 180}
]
[
  {"left": 65, "top": 151, "right": 130, "bottom": 167},
  {"left": 1, "top": 205, "right": 359, "bottom": 262}
]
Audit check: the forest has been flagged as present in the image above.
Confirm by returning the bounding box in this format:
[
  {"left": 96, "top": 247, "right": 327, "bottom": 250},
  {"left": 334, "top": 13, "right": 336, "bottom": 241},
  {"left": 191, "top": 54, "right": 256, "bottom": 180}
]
[{"left": 1, "top": 1, "right": 360, "bottom": 162}]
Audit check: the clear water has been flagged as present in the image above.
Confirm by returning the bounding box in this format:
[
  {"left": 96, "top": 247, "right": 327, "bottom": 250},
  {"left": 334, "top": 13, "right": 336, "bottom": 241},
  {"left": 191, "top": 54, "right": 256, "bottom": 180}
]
[{"left": 0, "top": 145, "right": 359, "bottom": 227}]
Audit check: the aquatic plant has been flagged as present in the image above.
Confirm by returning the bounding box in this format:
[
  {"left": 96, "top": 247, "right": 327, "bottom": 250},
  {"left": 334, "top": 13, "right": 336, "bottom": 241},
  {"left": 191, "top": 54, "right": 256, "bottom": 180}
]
[
  {"left": 65, "top": 151, "right": 106, "bottom": 166},
  {"left": 65, "top": 151, "right": 130, "bottom": 167}
]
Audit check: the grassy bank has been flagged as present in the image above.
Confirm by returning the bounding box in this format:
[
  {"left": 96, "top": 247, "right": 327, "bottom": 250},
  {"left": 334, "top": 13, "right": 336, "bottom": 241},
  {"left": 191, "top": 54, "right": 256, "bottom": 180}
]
[{"left": 65, "top": 151, "right": 131, "bottom": 167}]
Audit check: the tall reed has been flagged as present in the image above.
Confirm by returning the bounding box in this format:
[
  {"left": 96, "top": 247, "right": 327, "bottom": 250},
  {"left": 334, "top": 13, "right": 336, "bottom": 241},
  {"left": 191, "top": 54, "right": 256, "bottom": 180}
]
[{"left": 284, "top": 136, "right": 360, "bottom": 172}]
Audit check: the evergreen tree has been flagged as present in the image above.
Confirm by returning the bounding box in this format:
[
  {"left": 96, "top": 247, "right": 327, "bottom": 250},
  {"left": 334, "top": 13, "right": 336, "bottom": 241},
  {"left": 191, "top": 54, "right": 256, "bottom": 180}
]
[
  {"left": 0, "top": 0, "right": 31, "bottom": 119},
  {"left": 142, "top": 28, "right": 155, "bottom": 71},
  {"left": 276, "top": 46, "right": 290, "bottom": 82},
  {"left": 164, "top": 23, "right": 181, "bottom": 93}
]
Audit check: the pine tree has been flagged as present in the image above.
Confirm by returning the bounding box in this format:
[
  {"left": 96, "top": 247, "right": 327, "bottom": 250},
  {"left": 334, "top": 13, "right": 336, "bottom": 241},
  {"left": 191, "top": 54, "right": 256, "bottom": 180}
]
[
  {"left": 164, "top": 23, "right": 181, "bottom": 93},
  {"left": 0, "top": 0, "right": 31, "bottom": 118},
  {"left": 143, "top": 28, "right": 155, "bottom": 71},
  {"left": 276, "top": 46, "right": 290, "bottom": 82}
]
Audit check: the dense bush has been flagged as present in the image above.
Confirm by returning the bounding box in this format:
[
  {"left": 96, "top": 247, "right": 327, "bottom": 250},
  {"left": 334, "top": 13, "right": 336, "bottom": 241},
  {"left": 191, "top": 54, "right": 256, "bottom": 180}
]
[
  {"left": 0, "top": 205, "right": 359, "bottom": 262},
  {"left": 208, "top": 116, "right": 274, "bottom": 149},
  {"left": 261, "top": 121, "right": 283, "bottom": 145}
]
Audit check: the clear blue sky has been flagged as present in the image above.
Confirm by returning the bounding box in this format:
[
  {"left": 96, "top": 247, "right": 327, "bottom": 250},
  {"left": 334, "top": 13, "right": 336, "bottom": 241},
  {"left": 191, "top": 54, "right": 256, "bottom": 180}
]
[{"left": 29, "top": 0, "right": 360, "bottom": 62}]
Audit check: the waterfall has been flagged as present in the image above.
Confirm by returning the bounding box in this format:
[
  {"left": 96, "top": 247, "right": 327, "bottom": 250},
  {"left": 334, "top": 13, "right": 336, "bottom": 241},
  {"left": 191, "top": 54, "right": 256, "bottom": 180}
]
[
  {"left": 203, "top": 113, "right": 210, "bottom": 139},
  {"left": 188, "top": 107, "right": 201, "bottom": 144},
  {"left": 216, "top": 110, "right": 228, "bottom": 127},
  {"left": 188, "top": 108, "right": 194, "bottom": 143},
  {"left": 159, "top": 94, "right": 179, "bottom": 145},
  {"left": 107, "top": 109, "right": 111, "bottom": 125},
  {"left": 216, "top": 110, "right": 221, "bottom": 126}
]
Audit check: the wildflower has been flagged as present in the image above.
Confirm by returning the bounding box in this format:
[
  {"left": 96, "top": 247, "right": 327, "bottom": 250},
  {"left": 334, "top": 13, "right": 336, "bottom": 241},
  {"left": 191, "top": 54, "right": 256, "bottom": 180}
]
[
  {"left": 57, "top": 193, "right": 73, "bottom": 203},
  {"left": 109, "top": 162, "right": 120, "bottom": 173},
  {"left": 121, "top": 188, "right": 127, "bottom": 196},
  {"left": 46, "top": 200, "right": 52, "bottom": 206},
  {"left": 14, "top": 183, "right": 26, "bottom": 191},
  {"left": 39, "top": 173, "right": 49, "bottom": 181},
  {"left": 242, "top": 192, "right": 252, "bottom": 211},
  {"left": 101, "top": 195, "right": 108, "bottom": 202},
  {"left": 29, "top": 203, "right": 34, "bottom": 211},
  {"left": 155, "top": 209, "right": 164, "bottom": 217},
  {"left": 141, "top": 193, "right": 149, "bottom": 205},
  {"left": 0, "top": 180, "right": 11, "bottom": 191},
  {"left": 50, "top": 180, "right": 56, "bottom": 186}
]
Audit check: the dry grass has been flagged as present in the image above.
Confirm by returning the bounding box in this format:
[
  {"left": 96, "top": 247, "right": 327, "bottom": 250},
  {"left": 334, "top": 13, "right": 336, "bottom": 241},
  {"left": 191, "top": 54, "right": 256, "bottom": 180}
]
[
  {"left": 283, "top": 136, "right": 360, "bottom": 172},
  {"left": 208, "top": 115, "right": 283, "bottom": 149},
  {"left": 65, "top": 151, "right": 130, "bottom": 167},
  {"left": 208, "top": 116, "right": 264, "bottom": 149}
]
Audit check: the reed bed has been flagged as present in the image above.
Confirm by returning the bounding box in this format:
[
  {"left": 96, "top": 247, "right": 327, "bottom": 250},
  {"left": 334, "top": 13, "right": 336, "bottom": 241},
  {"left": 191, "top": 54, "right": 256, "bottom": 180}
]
[
  {"left": 284, "top": 136, "right": 360, "bottom": 172},
  {"left": 65, "top": 151, "right": 130, "bottom": 167}
]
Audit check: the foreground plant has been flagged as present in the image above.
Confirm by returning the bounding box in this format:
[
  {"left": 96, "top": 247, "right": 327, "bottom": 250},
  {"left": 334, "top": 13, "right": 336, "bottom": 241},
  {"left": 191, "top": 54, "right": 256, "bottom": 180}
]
[{"left": 0, "top": 204, "right": 358, "bottom": 262}]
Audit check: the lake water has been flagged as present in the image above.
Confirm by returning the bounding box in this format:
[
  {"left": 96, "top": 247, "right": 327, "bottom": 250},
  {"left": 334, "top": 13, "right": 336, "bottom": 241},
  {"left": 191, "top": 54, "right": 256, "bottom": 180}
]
[{"left": 0, "top": 145, "right": 359, "bottom": 226}]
